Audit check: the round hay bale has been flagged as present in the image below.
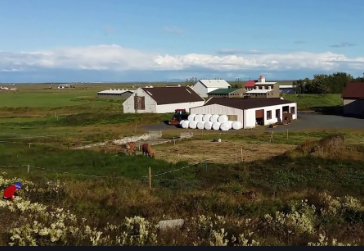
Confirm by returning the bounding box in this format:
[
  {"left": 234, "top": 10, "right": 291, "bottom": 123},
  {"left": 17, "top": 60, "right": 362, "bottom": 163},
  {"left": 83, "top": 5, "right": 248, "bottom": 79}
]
[
  {"left": 226, "top": 121, "right": 234, "bottom": 129},
  {"left": 220, "top": 123, "right": 230, "bottom": 131},
  {"left": 188, "top": 114, "right": 196, "bottom": 122},
  {"left": 179, "top": 120, "right": 185, "bottom": 125},
  {"left": 212, "top": 122, "right": 221, "bottom": 131},
  {"left": 218, "top": 115, "right": 228, "bottom": 123},
  {"left": 194, "top": 114, "right": 203, "bottom": 123},
  {"left": 203, "top": 114, "right": 212, "bottom": 122},
  {"left": 189, "top": 121, "right": 197, "bottom": 129},
  {"left": 197, "top": 121, "right": 205, "bottom": 130},
  {"left": 181, "top": 121, "right": 190, "bottom": 129},
  {"left": 204, "top": 121, "right": 213, "bottom": 130},
  {"left": 232, "top": 121, "right": 242, "bottom": 130},
  {"left": 210, "top": 114, "right": 220, "bottom": 123}
]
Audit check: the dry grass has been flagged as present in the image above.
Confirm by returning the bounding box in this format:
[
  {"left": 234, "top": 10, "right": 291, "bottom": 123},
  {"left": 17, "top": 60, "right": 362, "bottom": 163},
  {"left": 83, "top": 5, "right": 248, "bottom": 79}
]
[{"left": 153, "top": 140, "right": 297, "bottom": 164}]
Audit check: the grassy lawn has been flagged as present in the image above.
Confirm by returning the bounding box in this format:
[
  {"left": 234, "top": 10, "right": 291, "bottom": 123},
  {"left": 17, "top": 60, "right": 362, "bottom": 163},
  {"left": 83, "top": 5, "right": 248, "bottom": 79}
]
[
  {"left": 0, "top": 91, "right": 99, "bottom": 108},
  {"left": 2, "top": 85, "right": 364, "bottom": 246},
  {"left": 283, "top": 94, "right": 343, "bottom": 111}
]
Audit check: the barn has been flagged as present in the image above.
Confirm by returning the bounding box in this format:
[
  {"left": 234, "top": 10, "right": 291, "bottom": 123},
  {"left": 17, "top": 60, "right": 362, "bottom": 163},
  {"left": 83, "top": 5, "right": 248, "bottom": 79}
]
[
  {"left": 123, "top": 86, "right": 205, "bottom": 113},
  {"left": 97, "top": 89, "right": 134, "bottom": 99},
  {"left": 190, "top": 98, "right": 297, "bottom": 129},
  {"left": 342, "top": 82, "right": 364, "bottom": 117},
  {"left": 192, "top": 79, "right": 231, "bottom": 98},
  {"left": 279, "top": 85, "right": 295, "bottom": 94}
]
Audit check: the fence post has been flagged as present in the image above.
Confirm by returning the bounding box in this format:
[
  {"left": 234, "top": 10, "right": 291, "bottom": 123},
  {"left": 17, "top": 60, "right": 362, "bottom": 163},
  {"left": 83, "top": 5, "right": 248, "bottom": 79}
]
[
  {"left": 270, "top": 132, "right": 274, "bottom": 143},
  {"left": 27, "top": 165, "right": 30, "bottom": 173},
  {"left": 241, "top": 147, "right": 244, "bottom": 163},
  {"left": 149, "top": 167, "right": 152, "bottom": 189}
]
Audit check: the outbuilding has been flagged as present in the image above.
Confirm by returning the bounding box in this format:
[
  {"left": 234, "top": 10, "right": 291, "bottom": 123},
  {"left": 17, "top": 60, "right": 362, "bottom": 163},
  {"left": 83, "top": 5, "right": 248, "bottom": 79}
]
[
  {"left": 189, "top": 97, "right": 297, "bottom": 129},
  {"left": 279, "top": 85, "right": 295, "bottom": 94},
  {"left": 341, "top": 82, "right": 364, "bottom": 117},
  {"left": 123, "top": 86, "right": 205, "bottom": 113},
  {"left": 192, "top": 79, "right": 231, "bottom": 98},
  {"left": 97, "top": 89, "right": 134, "bottom": 99}
]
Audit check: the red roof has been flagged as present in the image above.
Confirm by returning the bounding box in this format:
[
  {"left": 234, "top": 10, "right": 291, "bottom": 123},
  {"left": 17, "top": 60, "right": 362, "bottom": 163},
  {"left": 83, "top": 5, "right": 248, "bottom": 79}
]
[
  {"left": 245, "top": 80, "right": 256, "bottom": 87},
  {"left": 342, "top": 82, "right": 364, "bottom": 99}
]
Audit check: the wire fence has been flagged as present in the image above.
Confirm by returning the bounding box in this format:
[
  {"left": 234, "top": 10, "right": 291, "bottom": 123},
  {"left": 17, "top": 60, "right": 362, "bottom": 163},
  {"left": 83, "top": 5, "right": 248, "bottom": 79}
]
[{"left": 0, "top": 158, "right": 216, "bottom": 181}]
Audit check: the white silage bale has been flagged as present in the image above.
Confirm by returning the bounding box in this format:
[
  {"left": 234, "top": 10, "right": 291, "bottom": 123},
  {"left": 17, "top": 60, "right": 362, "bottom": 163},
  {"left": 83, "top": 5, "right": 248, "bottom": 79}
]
[
  {"left": 194, "top": 114, "right": 203, "bottom": 123},
  {"left": 181, "top": 121, "right": 190, "bottom": 129},
  {"left": 197, "top": 121, "right": 205, "bottom": 130},
  {"left": 202, "top": 114, "right": 212, "bottom": 122},
  {"left": 189, "top": 121, "right": 197, "bottom": 129},
  {"left": 220, "top": 123, "right": 230, "bottom": 131},
  {"left": 226, "top": 121, "right": 234, "bottom": 129},
  {"left": 210, "top": 114, "right": 220, "bottom": 123},
  {"left": 218, "top": 115, "right": 228, "bottom": 123},
  {"left": 212, "top": 122, "right": 221, "bottom": 131},
  {"left": 204, "top": 121, "right": 213, "bottom": 130},
  {"left": 179, "top": 120, "right": 185, "bottom": 125},
  {"left": 232, "top": 121, "right": 243, "bottom": 130},
  {"left": 188, "top": 114, "right": 196, "bottom": 122}
]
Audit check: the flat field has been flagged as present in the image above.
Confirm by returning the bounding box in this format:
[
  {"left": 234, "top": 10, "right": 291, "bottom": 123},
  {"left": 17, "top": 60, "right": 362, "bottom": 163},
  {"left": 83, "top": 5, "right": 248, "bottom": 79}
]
[{"left": 2, "top": 84, "right": 364, "bottom": 246}]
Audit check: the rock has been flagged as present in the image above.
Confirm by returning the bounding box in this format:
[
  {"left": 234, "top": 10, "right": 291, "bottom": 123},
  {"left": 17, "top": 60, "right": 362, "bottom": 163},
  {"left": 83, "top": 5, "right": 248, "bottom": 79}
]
[
  {"left": 242, "top": 191, "right": 257, "bottom": 200},
  {"left": 158, "top": 219, "right": 185, "bottom": 230}
]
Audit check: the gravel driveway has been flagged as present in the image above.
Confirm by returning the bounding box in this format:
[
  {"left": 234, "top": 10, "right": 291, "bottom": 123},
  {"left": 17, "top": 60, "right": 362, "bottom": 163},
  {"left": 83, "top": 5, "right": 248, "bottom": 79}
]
[
  {"left": 143, "top": 112, "right": 364, "bottom": 132},
  {"left": 270, "top": 112, "right": 364, "bottom": 132}
]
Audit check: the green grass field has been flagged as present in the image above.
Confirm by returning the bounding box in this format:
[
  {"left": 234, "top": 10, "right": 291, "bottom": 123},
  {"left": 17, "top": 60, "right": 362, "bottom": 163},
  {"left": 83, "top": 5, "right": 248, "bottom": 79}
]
[
  {"left": 2, "top": 84, "right": 364, "bottom": 246},
  {"left": 283, "top": 94, "right": 343, "bottom": 111}
]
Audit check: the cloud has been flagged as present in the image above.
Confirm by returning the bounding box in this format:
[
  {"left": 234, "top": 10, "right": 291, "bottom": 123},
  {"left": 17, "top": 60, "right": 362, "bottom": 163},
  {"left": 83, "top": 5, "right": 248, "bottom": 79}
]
[
  {"left": 163, "top": 26, "right": 184, "bottom": 34},
  {"left": 294, "top": 40, "right": 306, "bottom": 44},
  {"left": 1, "top": 44, "right": 364, "bottom": 74},
  {"left": 330, "top": 42, "right": 356, "bottom": 48},
  {"left": 216, "top": 49, "right": 264, "bottom": 55}
]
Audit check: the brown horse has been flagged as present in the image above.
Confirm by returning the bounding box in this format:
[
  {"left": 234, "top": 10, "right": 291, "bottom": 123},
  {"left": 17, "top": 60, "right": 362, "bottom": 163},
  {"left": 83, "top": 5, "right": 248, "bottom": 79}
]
[
  {"left": 124, "top": 142, "right": 137, "bottom": 156},
  {"left": 141, "top": 143, "right": 155, "bottom": 158}
]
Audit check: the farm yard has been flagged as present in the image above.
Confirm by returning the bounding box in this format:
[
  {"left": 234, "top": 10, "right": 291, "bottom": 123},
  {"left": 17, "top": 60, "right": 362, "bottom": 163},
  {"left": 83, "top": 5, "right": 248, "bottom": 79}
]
[
  {"left": 2, "top": 84, "right": 364, "bottom": 246},
  {"left": 153, "top": 140, "right": 297, "bottom": 164}
]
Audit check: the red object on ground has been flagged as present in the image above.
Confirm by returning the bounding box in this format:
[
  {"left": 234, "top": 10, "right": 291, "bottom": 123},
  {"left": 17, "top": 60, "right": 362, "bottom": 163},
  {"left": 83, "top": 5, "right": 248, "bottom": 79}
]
[{"left": 3, "top": 185, "right": 16, "bottom": 201}]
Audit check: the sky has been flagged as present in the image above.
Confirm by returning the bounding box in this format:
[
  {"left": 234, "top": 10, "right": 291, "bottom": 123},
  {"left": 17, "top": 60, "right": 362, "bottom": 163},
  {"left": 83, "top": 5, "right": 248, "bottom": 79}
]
[{"left": 1, "top": 0, "right": 364, "bottom": 82}]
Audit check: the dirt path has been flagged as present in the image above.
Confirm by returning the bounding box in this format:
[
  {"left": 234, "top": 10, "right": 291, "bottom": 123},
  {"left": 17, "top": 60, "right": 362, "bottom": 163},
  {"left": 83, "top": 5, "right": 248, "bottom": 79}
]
[{"left": 153, "top": 140, "right": 296, "bottom": 164}]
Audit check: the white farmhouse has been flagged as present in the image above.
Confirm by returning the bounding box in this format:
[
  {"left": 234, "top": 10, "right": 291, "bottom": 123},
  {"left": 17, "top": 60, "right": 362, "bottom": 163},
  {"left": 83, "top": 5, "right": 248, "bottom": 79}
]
[
  {"left": 123, "top": 86, "right": 205, "bottom": 114},
  {"left": 190, "top": 97, "right": 297, "bottom": 129},
  {"left": 192, "top": 79, "right": 231, "bottom": 98}
]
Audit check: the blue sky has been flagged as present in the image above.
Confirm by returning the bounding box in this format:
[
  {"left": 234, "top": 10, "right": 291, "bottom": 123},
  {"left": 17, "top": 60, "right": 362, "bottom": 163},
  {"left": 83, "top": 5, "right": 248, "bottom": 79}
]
[{"left": 0, "top": 0, "right": 364, "bottom": 82}]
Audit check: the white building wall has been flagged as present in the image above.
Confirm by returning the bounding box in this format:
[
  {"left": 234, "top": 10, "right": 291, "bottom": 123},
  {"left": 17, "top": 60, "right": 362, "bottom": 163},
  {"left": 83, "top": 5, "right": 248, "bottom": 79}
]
[
  {"left": 122, "top": 88, "right": 157, "bottom": 114},
  {"left": 244, "top": 109, "right": 256, "bottom": 129},
  {"left": 190, "top": 104, "right": 244, "bottom": 124},
  {"left": 192, "top": 82, "right": 226, "bottom": 98},
  {"left": 244, "top": 103, "right": 297, "bottom": 128},
  {"left": 156, "top": 101, "right": 205, "bottom": 113},
  {"left": 192, "top": 82, "right": 208, "bottom": 98}
]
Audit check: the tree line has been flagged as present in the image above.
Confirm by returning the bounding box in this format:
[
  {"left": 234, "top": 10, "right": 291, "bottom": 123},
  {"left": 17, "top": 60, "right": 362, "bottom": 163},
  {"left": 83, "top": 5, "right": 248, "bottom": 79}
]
[{"left": 293, "top": 72, "right": 364, "bottom": 94}]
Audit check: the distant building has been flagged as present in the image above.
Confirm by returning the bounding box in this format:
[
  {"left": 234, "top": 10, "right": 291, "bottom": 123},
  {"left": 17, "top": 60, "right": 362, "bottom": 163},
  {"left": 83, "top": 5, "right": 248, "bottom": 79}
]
[
  {"left": 279, "top": 85, "right": 295, "bottom": 94},
  {"left": 97, "top": 89, "right": 134, "bottom": 99},
  {"left": 58, "top": 84, "right": 74, "bottom": 89},
  {"left": 0, "top": 86, "right": 17, "bottom": 91},
  {"left": 192, "top": 79, "right": 231, "bottom": 98},
  {"left": 341, "top": 82, "right": 364, "bottom": 117},
  {"left": 123, "top": 86, "right": 205, "bottom": 113},
  {"left": 244, "top": 76, "right": 280, "bottom": 98},
  {"left": 207, "top": 87, "right": 246, "bottom": 98}
]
